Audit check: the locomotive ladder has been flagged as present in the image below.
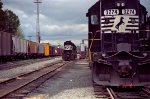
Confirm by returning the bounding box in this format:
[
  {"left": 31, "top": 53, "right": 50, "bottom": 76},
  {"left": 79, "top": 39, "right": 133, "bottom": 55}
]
[{"left": 101, "top": 31, "right": 116, "bottom": 52}]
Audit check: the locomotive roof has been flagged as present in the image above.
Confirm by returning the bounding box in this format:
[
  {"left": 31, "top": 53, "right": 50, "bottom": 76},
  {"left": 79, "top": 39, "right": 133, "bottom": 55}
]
[
  {"left": 64, "top": 40, "right": 76, "bottom": 47},
  {"left": 87, "top": 0, "right": 147, "bottom": 15},
  {"left": 87, "top": 1, "right": 99, "bottom": 14}
]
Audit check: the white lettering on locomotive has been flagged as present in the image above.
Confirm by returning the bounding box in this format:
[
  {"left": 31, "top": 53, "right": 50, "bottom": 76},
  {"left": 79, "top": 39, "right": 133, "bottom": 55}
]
[
  {"left": 122, "top": 9, "right": 136, "bottom": 15},
  {"left": 104, "top": 9, "right": 119, "bottom": 16},
  {"left": 64, "top": 45, "right": 73, "bottom": 50},
  {"left": 101, "top": 15, "right": 139, "bottom": 33}
]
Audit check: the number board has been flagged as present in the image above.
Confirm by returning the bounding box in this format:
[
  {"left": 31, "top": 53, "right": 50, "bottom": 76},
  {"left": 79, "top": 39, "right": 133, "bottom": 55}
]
[
  {"left": 104, "top": 9, "right": 119, "bottom": 16},
  {"left": 122, "top": 9, "right": 136, "bottom": 15},
  {"left": 104, "top": 9, "right": 136, "bottom": 15}
]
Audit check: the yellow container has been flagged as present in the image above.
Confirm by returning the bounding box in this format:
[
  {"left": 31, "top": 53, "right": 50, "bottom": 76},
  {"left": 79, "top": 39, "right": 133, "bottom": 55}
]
[{"left": 44, "top": 43, "right": 50, "bottom": 56}]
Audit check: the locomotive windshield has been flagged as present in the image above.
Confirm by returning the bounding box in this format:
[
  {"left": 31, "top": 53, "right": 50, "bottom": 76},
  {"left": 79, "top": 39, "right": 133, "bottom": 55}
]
[
  {"left": 64, "top": 45, "right": 73, "bottom": 50},
  {"left": 91, "top": 15, "right": 98, "bottom": 25}
]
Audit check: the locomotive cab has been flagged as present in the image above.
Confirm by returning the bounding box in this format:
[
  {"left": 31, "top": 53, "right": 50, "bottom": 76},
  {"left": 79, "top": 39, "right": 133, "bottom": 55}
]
[{"left": 87, "top": 0, "right": 150, "bottom": 87}]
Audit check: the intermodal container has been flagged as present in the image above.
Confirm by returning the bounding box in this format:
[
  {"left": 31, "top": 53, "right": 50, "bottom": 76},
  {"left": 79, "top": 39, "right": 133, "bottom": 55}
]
[
  {"left": 20, "top": 39, "right": 28, "bottom": 53},
  {"left": 38, "top": 43, "right": 44, "bottom": 54},
  {"left": 12, "top": 36, "right": 21, "bottom": 54},
  {"left": 50, "top": 45, "right": 55, "bottom": 56},
  {"left": 44, "top": 43, "right": 50, "bottom": 56},
  {"left": 28, "top": 41, "right": 38, "bottom": 54}
]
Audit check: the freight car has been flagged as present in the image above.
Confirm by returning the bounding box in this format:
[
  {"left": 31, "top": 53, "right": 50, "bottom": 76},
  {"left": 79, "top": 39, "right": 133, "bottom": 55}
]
[
  {"left": 12, "top": 35, "right": 28, "bottom": 59},
  {"left": 0, "top": 31, "right": 63, "bottom": 63},
  {"left": 55, "top": 46, "right": 63, "bottom": 56},
  {"left": 62, "top": 41, "right": 77, "bottom": 61},
  {"left": 86, "top": 0, "right": 150, "bottom": 87},
  {"left": 0, "top": 31, "right": 12, "bottom": 62}
]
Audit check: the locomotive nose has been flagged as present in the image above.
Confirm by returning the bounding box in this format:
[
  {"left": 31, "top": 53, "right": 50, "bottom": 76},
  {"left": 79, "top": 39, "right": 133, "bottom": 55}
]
[
  {"left": 118, "top": 65, "right": 132, "bottom": 78},
  {"left": 118, "top": 61, "right": 132, "bottom": 78}
]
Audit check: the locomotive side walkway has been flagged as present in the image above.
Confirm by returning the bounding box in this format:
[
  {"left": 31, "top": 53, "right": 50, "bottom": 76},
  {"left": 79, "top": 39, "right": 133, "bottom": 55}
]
[{"left": 0, "top": 57, "right": 62, "bottom": 83}]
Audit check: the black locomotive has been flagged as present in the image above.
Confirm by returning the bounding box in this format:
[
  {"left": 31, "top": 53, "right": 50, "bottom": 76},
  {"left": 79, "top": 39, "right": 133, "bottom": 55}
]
[
  {"left": 62, "top": 41, "right": 77, "bottom": 61},
  {"left": 86, "top": 0, "right": 150, "bottom": 87}
]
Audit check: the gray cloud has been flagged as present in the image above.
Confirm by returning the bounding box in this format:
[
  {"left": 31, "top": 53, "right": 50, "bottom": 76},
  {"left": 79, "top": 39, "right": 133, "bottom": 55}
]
[
  {"left": 2, "top": 0, "right": 150, "bottom": 46},
  {"left": 2, "top": 0, "right": 97, "bottom": 45},
  {"left": 141, "top": 0, "right": 150, "bottom": 15}
]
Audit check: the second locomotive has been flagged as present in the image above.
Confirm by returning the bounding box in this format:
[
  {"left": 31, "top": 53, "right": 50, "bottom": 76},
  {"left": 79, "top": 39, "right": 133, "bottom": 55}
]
[{"left": 62, "top": 41, "right": 77, "bottom": 61}]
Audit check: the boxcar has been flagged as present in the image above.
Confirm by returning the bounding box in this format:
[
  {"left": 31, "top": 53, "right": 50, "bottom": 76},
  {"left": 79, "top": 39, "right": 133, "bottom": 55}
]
[
  {"left": 56, "top": 48, "right": 63, "bottom": 56},
  {"left": 12, "top": 36, "right": 28, "bottom": 59},
  {"left": 12, "top": 36, "right": 20, "bottom": 55},
  {"left": 0, "top": 31, "right": 12, "bottom": 61},
  {"left": 50, "top": 45, "right": 55, "bottom": 57},
  {"left": 20, "top": 39, "right": 28, "bottom": 56}
]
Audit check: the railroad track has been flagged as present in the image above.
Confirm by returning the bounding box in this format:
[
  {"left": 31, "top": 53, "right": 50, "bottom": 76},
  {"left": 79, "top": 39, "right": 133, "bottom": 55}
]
[
  {"left": 93, "top": 83, "right": 150, "bottom": 99},
  {"left": 0, "top": 60, "right": 73, "bottom": 99},
  {"left": 0, "top": 57, "right": 59, "bottom": 70}
]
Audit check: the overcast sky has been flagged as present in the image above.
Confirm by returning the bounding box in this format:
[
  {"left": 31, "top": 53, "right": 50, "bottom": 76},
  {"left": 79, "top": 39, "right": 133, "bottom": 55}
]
[{"left": 2, "top": 0, "right": 150, "bottom": 46}]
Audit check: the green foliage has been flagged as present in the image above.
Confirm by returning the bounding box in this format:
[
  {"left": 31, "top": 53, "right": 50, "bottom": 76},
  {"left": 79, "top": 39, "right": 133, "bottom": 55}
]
[
  {"left": 0, "top": 1, "right": 24, "bottom": 38},
  {"left": 16, "top": 26, "right": 25, "bottom": 38},
  {"left": 5, "top": 9, "right": 20, "bottom": 35},
  {"left": 0, "top": 1, "right": 7, "bottom": 31},
  {"left": 0, "top": 0, "right": 2, "bottom": 9}
]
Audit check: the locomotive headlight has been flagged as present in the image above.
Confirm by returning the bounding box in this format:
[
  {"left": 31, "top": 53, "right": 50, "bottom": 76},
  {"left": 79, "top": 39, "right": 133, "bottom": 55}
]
[
  {"left": 116, "top": 1, "right": 126, "bottom": 7},
  {"left": 116, "top": 2, "right": 120, "bottom": 7},
  {"left": 102, "top": 53, "right": 106, "bottom": 57},
  {"left": 143, "top": 53, "right": 147, "bottom": 57},
  {"left": 121, "top": 3, "right": 125, "bottom": 7}
]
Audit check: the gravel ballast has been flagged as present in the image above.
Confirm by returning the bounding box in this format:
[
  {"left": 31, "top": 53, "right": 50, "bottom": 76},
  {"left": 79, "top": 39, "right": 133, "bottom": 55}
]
[{"left": 24, "top": 60, "right": 96, "bottom": 99}]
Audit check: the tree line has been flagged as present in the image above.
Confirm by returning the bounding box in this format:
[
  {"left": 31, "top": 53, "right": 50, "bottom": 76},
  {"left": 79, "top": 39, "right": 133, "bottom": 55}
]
[{"left": 0, "top": 1, "right": 24, "bottom": 38}]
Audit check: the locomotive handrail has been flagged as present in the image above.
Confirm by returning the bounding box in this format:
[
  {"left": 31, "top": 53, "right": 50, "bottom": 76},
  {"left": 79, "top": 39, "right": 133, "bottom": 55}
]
[
  {"left": 88, "top": 29, "right": 150, "bottom": 60},
  {"left": 89, "top": 31, "right": 102, "bottom": 49},
  {"left": 103, "top": 51, "right": 146, "bottom": 59},
  {"left": 138, "top": 30, "right": 150, "bottom": 32},
  {"left": 94, "top": 29, "right": 150, "bottom": 32},
  {"left": 88, "top": 31, "right": 101, "bottom": 60}
]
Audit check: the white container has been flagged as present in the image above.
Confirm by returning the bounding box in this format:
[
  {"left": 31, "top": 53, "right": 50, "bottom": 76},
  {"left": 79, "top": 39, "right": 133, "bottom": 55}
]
[{"left": 38, "top": 43, "right": 44, "bottom": 54}]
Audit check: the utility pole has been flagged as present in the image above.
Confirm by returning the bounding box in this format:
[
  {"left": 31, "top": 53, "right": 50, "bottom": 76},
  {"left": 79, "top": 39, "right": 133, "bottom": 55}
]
[{"left": 34, "top": 0, "right": 42, "bottom": 43}]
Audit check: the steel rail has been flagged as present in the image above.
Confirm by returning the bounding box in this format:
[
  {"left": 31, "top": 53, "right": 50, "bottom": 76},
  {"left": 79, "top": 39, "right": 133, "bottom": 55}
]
[
  {"left": 107, "top": 88, "right": 118, "bottom": 99},
  {"left": 0, "top": 60, "right": 71, "bottom": 98}
]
